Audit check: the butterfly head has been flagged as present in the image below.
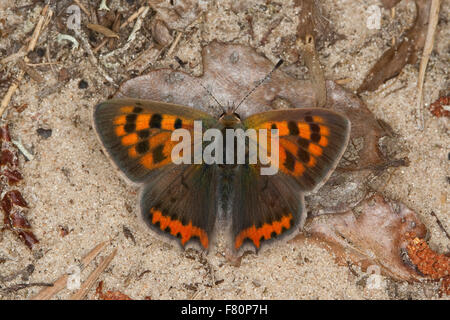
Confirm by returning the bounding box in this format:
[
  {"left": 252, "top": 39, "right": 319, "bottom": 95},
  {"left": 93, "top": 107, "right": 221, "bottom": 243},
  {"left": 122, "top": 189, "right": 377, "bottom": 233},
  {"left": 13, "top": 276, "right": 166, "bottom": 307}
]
[{"left": 219, "top": 111, "right": 241, "bottom": 127}]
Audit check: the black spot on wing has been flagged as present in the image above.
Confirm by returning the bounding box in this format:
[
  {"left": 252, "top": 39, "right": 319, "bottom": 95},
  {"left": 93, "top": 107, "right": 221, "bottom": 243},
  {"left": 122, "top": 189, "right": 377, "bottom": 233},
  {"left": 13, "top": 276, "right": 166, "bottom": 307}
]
[
  {"left": 152, "top": 144, "right": 166, "bottom": 163},
  {"left": 311, "top": 133, "right": 321, "bottom": 143},
  {"left": 297, "top": 137, "right": 309, "bottom": 149},
  {"left": 288, "top": 121, "right": 299, "bottom": 136},
  {"left": 150, "top": 114, "right": 162, "bottom": 128},
  {"left": 124, "top": 123, "right": 135, "bottom": 133},
  {"left": 284, "top": 150, "right": 296, "bottom": 171},
  {"left": 136, "top": 140, "right": 150, "bottom": 154},
  {"left": 138, "top": 129, "right": 150, "bottom": 139},
  {"left": 174, "top": 118, "right": 182, "bottom": 129},
  {"left": 309, "top": 123, "right": 320, "bottom": 133},
  {"left": 297, "top": 148, "right": 310, "bottom": 163}
]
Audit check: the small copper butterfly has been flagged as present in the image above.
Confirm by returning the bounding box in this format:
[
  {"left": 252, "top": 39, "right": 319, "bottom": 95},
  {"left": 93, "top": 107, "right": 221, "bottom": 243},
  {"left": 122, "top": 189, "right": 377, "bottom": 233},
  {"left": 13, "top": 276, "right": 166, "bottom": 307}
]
[{"left": 93, "top": 62, "right": 350, "bottom": 253}]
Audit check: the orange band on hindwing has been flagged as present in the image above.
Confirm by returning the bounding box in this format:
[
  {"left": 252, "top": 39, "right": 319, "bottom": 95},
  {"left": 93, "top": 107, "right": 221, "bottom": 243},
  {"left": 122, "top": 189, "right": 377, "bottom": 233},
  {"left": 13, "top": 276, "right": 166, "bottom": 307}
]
[
  {"left": 150, "top": 208, "right": 209, "bottom": 249},
  {"left": 234, "top": 213, "right": 293, "bottom": 250}
]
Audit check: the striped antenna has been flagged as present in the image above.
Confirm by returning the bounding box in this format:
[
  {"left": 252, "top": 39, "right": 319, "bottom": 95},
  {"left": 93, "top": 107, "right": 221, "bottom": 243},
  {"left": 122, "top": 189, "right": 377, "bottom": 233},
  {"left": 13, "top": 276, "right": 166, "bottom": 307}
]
[{"left": 233, "top": 59, "right": 284, "bottom": 113}]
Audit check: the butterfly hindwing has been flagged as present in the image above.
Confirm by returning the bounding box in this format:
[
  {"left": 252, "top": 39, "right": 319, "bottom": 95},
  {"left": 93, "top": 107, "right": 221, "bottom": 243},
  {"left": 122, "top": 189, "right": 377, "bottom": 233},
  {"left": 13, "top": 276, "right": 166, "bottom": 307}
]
[
  {"left": 231, "top": 165, "right": 305, "bottom": 252},
  {"left": 244, "top": 108, "right": 351, "bottom": 192},
  {"left": 93, "top": 98, "right": 216, "bottom": 183},
  {"left": 140, "top": 164, "right": 218, "bottom": 250}
]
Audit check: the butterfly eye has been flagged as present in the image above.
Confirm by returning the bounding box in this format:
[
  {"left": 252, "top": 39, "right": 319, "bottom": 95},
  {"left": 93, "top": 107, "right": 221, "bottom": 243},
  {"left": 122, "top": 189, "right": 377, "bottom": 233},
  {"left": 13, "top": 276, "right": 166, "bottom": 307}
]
[
  {"left": 233, "top": 112, "right": 241, "bottom": 119},
  {"left": 219, "top": 112, "right": 226, "bottom": 118}
]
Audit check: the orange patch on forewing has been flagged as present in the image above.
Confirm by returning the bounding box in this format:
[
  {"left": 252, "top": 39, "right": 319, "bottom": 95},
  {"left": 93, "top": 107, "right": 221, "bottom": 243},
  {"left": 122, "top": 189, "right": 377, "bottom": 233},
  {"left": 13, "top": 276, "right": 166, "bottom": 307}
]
[
  {"left": 128, "top": 146, "right": 138, "bottom": 158},
  {"left": 115, "top": 125, "right": 126, "bottom": 137},
  {"left": 318, "top": 136, "right": 328, "bottom": 147},
  {"left": 308, "top": 143, "right": 322, "bottom": 157},
  {"left": 119, "top": 106, "right": 135, "bottom": 113},
  {"left": 113, "top": 115, "right": 126, "bottom": 125},
  {"left": 235, "top": 213, "right": 293, "bottom": 250},
  {"left": 298, "top": 123, "right": 311, "bottom": 139},
  {"left": 135, "top": 114, "right": 151, "bottom": 131},
  {"left": 307, "top": 156, "right": 316, "bottom": 167},
  {"left": 313, "top": 116, "right": 324, "bottom": 123},
  {"left": 121, "top": 133, "right": 138, "bottom": 146},
  {"left": 319, "top": 125, "right": 330, "bottom": 136},
  {"left": 150, "top": 208, "right": 208, "bottom": 249},
  {"left": 140, "top": 153, "right": 153, "bottom": 168}
]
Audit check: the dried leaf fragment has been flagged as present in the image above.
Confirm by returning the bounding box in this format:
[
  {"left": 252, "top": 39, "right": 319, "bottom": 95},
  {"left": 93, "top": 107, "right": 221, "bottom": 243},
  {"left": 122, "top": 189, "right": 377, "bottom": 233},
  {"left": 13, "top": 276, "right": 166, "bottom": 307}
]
[
  {"left": 295, "top": 194, "right": 428, "bottom": 281},
  {"left": 96, "top": 281, "right": 132, "bottom": 300},
  {"left": 86, "top": 23, "right": 119, "bottom": 38},
  {"left": 0, "top": 125, "right": 38, "bottom": 249},
  {"left": 358, "top": 0, "right": 431, "bottom": 93},
  {"left": 429, "top": 95, "right": 449, "bottom": 118}
]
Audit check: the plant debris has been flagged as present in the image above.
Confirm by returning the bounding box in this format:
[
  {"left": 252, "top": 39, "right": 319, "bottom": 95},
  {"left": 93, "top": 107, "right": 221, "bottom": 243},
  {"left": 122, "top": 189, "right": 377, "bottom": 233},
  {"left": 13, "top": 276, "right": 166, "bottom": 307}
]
[
  {"left": 0, "top": 126, "right": 38, "bottom": 249},
  {"left": 96, "top": 281, "right": 132, "bottom": 300},
  {"left": 358, "top": 0, "right": 431, "bottom": 94},
  {"left": 429, "top": 95, "right": 450, "bottom": 118},
  {"left": 295, "top": 193, "right": 446, "bottom": 284}
]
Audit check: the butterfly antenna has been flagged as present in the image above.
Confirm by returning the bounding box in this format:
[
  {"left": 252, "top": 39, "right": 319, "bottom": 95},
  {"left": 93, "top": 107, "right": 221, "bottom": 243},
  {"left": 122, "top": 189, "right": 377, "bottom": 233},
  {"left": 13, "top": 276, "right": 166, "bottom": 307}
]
[
  {"left": 199, "top": 82, "right": 227, "bottom": 114},
  {"left": 233, "top": 59, "right": 284, "bottom": 113}
]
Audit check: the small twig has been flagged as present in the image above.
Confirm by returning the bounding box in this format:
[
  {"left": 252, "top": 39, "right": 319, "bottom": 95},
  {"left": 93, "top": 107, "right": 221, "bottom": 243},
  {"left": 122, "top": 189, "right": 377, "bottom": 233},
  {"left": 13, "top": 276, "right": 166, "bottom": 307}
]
[
  {"left": 73, "top": 0, "right": 90, "bottom": 16},
  {"left": 416, "top": 0, "right": 441, "bottom": 130},
  {"left": 74, "top": 29, "right": 114, "bottom": 84},
  {"left": 1, "top": 283, "right": 53, "bottom": 294},
  {"left": 70, "top": 249, "right": 117, "bottom": 300},
  {"left": 27, "top": 4, "right": 49, "bottom": 52},
  {"left": 17, "top": 60, "right": 44, "bottom": 83},
  {"left": 12, "top": 139, "right": 34, "bottom": 161},
  {"left": 167, "top": 31, "right": 182, "bottom": 57},
  {"left": 32, "top": 241, "right": 108, "bottom": 300},
  {"left": 127, "top": 6, "right": 150, "bottom": 42},
  {"left": 430, "top": 211, "right": 450, "bottom": 240}
]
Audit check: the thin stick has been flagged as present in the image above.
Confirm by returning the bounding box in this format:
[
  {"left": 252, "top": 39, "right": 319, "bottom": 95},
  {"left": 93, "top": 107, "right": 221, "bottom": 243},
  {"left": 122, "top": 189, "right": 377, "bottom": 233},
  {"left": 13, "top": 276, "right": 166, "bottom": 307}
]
[
  {"left": 27, "top": 4, "right": 49, "bottom": 52},
  {"left": 416, "top": 0, "right": 441, "bottom": 130},
  {"left": 73, "top": 0, "right": 90, "bottom": 16},
  {"left": 430, "top": 211, "right": 450, "bottom": 240},
  {"left": 70, "top": 249, "right": 117, "bottom": 300},
  {"left": 32, "top": 242, "right": 108, "bottom": 300},
  {"left": 167, "top": 31, "right": 182, "bottom": 56}
]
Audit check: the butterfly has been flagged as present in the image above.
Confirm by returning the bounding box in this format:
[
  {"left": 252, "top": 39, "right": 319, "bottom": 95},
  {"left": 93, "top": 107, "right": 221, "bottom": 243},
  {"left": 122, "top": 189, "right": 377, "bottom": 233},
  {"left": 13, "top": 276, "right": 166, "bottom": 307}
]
[{"left": 93, "top": 67, "right": 350, "bottom": 253}]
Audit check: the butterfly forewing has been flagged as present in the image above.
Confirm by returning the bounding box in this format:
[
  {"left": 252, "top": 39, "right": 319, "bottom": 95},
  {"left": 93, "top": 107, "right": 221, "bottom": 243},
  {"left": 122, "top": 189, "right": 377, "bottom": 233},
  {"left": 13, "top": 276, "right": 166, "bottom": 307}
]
[
  {"left": 93, "top": 98, "right": 215, "bottom": 183},
  {"left": 243, "top": 108, "right": 351, "bottom": 192}
]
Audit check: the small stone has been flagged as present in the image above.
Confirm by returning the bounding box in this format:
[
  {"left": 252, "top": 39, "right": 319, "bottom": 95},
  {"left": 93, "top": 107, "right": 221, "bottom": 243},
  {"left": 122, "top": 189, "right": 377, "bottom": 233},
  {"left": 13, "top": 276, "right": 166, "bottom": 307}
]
[
  {"left": 36, "top": 128, "right": 52, "bottom": 139},
  {"left": 78, "top": 79, "right": 88, "bottom": 89}
]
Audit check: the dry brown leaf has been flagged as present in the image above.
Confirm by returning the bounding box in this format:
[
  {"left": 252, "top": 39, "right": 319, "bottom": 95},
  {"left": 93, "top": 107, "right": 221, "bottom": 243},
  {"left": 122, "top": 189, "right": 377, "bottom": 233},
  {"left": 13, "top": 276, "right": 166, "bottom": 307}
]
[
  {"left": 116, "top": 42, "right": 395, "bottom": 215},
  {"left": 294, "top": 193, "right": 430, "bottom": 281},
  {"left": 148, "top": 0, "right": 205, "bottom": 31},
  {"left": 358, "top": 0, "right": 431, "bottom": 93}
]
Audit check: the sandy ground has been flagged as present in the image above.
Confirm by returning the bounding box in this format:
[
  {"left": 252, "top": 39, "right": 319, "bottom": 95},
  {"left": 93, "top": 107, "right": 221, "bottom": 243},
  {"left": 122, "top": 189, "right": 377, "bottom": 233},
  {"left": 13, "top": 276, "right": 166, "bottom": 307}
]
[{"left": 0, "top": 0, "right": 448, "bottom": 299}]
